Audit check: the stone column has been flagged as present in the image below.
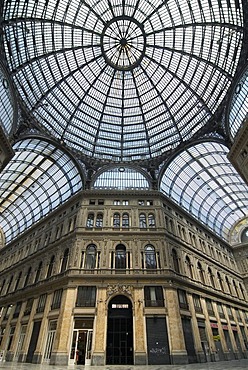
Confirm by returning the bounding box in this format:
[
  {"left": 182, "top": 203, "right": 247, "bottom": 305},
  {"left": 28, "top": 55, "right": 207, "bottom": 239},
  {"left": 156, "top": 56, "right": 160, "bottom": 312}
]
[
  {"left": 187, "top": 294, "right": 205, "bottom": 362},
  {"left": 200, "top": 298, "right": 219, "bottom": 361},
  {"left": 222, "top": 305, "right": 238, "bottom": 359},
  {"left": 212, "top": 302, "right": 229, "bottom": 359},
  {"left": 91, "top": 287, "right": 107, "bottom": 365},
  {"left": 133, "top": 288, "right": 146, "bottom": 365},
  {"left": 50, "top": 287, "right": 76, "bottom": 365},
  {"left": 18, "top": 298, "right": 38, "bottom": 363},
  {"left": 32, "top": 293, "right": 52, "bottom": 363},
  {"left": 165, "top": 287, "right": 188, "bottom": 364}
]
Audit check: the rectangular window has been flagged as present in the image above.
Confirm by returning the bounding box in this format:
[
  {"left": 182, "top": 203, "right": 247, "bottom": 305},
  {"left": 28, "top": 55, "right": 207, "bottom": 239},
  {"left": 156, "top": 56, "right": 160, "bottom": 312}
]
[
  {"left": 206, "top": 299, "right": 214, "bottom": 316},
  {"left": 51, "top": 289, "right": 63, "bottom": 310},
  {"left": 178, "top": 289, "right": 188, "bottom": 310},
  {"left": 37, "top": 294, "right": 47, "bottom": 313},
  {"left": 193, "top": 294, "right": 202, "bottom": 313},
  {"left": 13, "top": 302, "right": 22, "bottom": 318},
  {"left": 144, "top": 286, "right": 164, "bottom": 307},
  {"left": 24, "top": 298, "right": 33, "bottom": 316},
  {"left": 4, "top": 305, "right": 13, "bottom": 320},
  {"left": 217, "top": 303, "right": 225, "bottom": 318},
  {"left": 76, "top": 286, "right": 96, "bottom": 307}
]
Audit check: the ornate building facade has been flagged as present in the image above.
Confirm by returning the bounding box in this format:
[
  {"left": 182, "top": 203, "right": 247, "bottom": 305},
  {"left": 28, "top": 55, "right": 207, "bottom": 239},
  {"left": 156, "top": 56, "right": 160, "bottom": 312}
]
[{"left": 0, "top": 190, "right": 248, "bottom": 366}]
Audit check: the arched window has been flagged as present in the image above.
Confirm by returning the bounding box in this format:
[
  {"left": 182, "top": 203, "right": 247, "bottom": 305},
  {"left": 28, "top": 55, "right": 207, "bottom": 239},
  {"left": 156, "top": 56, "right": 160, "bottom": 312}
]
[
  {"left": 113, "top": 213, "right": 120, "bottom": 228},
  {"left": 148, "top": 213, "right": 155, "bottom": 227},
  {"left": 208, "top": 267, "right": 215, "bottom": 288},
  {"left": 122, "top": 213, "right": 129, "bottom": 228},
  {"left": 87, "top": 213, "right": 94, "bottom": 228},
  {"left": 217, "top": 272, "right": 224, "bottom": 291},
  {"left": 24, "top": 267, "right": 32, "bottom": 287},
  {"left": 145, "top": 245, "right": 157, "bottom": 269},
  {"left": 233, "top": 280, "right": 239, "bottom": 297},
  {"left": 35, "top": 262, "right": 43, "bottom": 283},
  {"left": 96, "top": 213, "right": 103, "bottom": 228},
  {"left": 185, "top": 256, "right": 194, "bottom": 279},
  {"left": 47, "top": 255, "right": 55, "bottom": 278},
  {"left": 60, "top": 248, "right": 69, "bottom": 273},
  {"left": 139, "top": 213, "right": 147, "bottom": 228},
  {"left": 226, "top": 277, "right": 232, "bottom": 294},
  {"left": 115, "top": 244, "right": 126, "bottom": 269},
  {"left": 14, "top": 272, "right": 22, "bottom": 291},
  {"left": 6, "top": 275, "right": 13, "bottom": 294},
  {"left": 85, "top": 244, "right": 97, "bottom": 269},
  {"left": 239, "top": 283, "right": 246, "bottom": 300},
  {"left": 172, "top": 249, "right": 180, "bottom": 273},
  {"left": 197, "top": 262, "right": 205, "bottom": 284}
]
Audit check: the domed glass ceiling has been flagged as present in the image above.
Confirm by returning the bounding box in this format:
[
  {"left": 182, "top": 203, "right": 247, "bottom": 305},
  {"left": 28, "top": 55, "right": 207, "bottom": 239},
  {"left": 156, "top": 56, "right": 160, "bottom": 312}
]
[
  {"left": 160, "top": 142, "right": 248, "bottom": 240},
  {"left": 2, "top": 0, "right": 244, "bottom": 162}
]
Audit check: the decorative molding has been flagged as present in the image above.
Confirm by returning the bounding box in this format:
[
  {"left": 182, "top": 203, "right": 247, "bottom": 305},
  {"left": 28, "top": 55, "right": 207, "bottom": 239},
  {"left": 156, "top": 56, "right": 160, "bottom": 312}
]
[{"left": 107, "top": 284, "right": 133, "bottom": 297}]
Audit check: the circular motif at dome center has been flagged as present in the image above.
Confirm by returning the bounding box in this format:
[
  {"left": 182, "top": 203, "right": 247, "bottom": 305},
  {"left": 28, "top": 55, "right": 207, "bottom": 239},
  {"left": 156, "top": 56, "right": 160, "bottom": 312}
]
[{"left": 101, "top": 16, "right": 146, "bottom": 71}]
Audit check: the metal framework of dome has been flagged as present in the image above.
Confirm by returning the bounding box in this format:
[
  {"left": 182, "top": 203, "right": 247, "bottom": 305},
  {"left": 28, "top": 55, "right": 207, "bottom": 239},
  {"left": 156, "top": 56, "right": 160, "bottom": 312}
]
[
  {"left": 160, "top": 142, "right": 248, "bottom": 240},
  {"left": 1, "top": 0, "right": 244, "bottom": 162},
  {"left": 0, "top": 138, "right": 83, "bottom": 243}
]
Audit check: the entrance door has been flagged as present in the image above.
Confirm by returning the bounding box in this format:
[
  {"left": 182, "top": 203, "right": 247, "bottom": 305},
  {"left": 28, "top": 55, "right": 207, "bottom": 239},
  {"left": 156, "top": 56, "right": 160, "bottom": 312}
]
[
  {"left": 70, "top": 329, "right": 93, "bottom": 365},
  {"left": 106, "top": 295, "right": 133, "bottom": 365}
]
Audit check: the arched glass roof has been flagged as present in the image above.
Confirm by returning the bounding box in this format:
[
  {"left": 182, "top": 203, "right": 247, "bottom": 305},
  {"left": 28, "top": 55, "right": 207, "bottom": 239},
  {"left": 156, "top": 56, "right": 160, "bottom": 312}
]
[
  {"left": 0, "top": 61, "right": 17, "bottom": 137},
  {"left": 0, "top": 138, "right": 83, "bottom": 243},
  {"left": 93, "top": 166, "right": 150, "bottom": 190},
  {"left": 228, "top": 64, "right": 248, "bottom": 140},
  {"left": 2, "top": 0, "right": 244, "bottom": 162},
  {"left": 160, "top": 142, "right": 248, "bottom": 240}
]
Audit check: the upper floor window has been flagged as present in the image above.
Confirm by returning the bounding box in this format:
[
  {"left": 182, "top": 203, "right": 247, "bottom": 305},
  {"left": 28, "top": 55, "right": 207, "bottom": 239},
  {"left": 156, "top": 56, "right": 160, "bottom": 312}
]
[
  {"left": 76, "top": 286, "right": 96, "bottom": 307},
  {"left": 37, "top": 294, "right": 47, "bottom": 313},
  {"left": 148, "top": 213, "right": 156, "bottom": 227},
  {"left": 86, "top": 213, "right": 94, "bottom": 228},
  {"left": 122, "top": 213, "right": 129, "bottom": 228},
  {"left": 51, "top": 289, "right": 63, "bottom": 310},
  {"left": 24, "top": 298, "right": 33, "bottom": 316},
  {"left": 192, "top": 294, "right": 202, "bottom": 313},
  {"left": 178, "top": 289, "right": 188, "bottom": 310},
  {"left": 113, "top": 213, "right": 120, "bottom": 228},
  {"left": 13, "top": 302, "right": 22, "bottom": 318},
  {"left": 144, "top": 286, "right": 164, "bottom": 307},
  {"left": 47, "top": 255, "right": 55, "bottom": 279},
  {"left": 144, "top": 245, "right": 157, "bottom": 269},
  {"left": 85, "top": 245, "right": 97, "bottom": 269},
  {"left": 185, "top": 256, "right": 193, "bottom": 279},
  {"left": 95, "top": 213, "right": 103, "bottom": 228},
  {"left": 60, "top": 248, "right": 69, "bottom": 273},
  {"left": 197, "top": 262, "right": 205, "bottom": 284},
  {"left": 115, "top": 244, "right": 126, "bottom": 269},
  {"left": 217, "top": 272, "right": 224, "bottom": 291},
  {"left": 172, "top": 249, "right": 180, "bottom": 273},
  {"left": 23, "top": 267, "right": 32, "bottom": 287},
  {"left": 139, "top": 213, "right": 147, "bottom": 228},
  {"left": 34, "top": 262, "right": 43, "bottom": 283},
  {"left": 208, "top": 267, "right": 215, "bottom": 288}
]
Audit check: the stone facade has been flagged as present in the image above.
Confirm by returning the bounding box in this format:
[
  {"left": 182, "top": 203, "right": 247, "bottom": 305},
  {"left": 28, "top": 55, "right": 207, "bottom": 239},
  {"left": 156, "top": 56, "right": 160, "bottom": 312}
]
[{"left": 0, "top": 190, "right": 248, "bottom": 366}]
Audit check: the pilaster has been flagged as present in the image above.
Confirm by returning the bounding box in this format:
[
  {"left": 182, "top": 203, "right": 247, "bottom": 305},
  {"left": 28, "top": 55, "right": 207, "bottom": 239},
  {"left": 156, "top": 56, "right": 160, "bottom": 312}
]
[{"left": 165, "top": 287, "right": 188, "bottom": 364}]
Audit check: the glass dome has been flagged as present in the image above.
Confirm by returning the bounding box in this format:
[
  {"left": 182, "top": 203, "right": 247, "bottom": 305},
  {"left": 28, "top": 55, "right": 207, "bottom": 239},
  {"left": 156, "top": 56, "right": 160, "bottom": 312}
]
[
  {"left": 0, "top": 61, "right": 17, "bottom": 137},
  {"left": 228, "top": 64, "right": 248, "bottom": 140},
  {"left": 160, "top": 141, "right": 248, "bottom": 240},
  {"left": 2, "top": 0, "right": 244, "bottom": 162}
]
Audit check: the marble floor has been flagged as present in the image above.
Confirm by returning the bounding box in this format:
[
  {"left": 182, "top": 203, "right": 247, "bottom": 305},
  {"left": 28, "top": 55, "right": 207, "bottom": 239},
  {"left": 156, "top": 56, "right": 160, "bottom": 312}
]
[{"left": 1, "top": 360, "right": 248, "bottom": 370}]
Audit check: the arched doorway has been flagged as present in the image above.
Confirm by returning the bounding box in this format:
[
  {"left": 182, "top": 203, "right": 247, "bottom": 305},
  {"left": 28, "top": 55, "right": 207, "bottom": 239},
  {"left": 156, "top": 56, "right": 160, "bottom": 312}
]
[{"left": 106, "top": 295, "right": 133, "bottom": 365}]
